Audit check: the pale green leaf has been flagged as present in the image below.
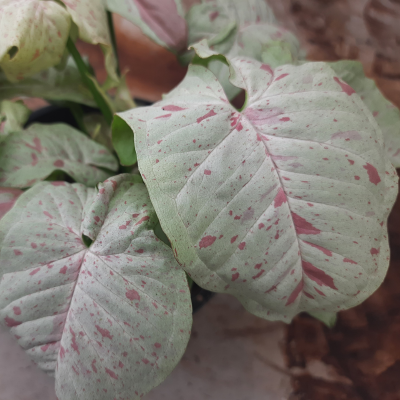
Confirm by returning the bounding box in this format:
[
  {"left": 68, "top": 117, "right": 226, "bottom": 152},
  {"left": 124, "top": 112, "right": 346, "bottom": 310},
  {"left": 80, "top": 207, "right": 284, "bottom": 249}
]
[
  {"left": 329, "top": 60, "right": 400, "bottom": 168},
  {"left": 112, "top": 115, "right": 137, "bottom": 166},
  {"left": 105, "top": 0, "right": 187, "bottom": 53},
  {"left": 84, "top": 113, "right": 113, "bottom": 150},
  {"left": 0, "top": 0, "right": 71, "bottom": 82},
  {"left": 0, "top": 174, "right": 192, "bottom": 400},
  {"left": 308, "top": 311, "right": 337, "bottom": 328},
  {"left": 116, "top": 56, "right": 398, "bottom": 322},
  {"left": 0, "top": 57, "right": 95, "bottom": 106},
  {"left": 0, "top": 100, "right": 30, "bottom": 136},
  {"left": 0, "top": 123, "right": 118, "bottom": 188}
]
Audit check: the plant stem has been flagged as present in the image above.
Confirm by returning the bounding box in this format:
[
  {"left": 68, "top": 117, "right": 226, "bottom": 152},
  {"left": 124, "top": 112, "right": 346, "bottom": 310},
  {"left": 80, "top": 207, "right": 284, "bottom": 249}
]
[
  {"left": 107, "top": 11, "right": 121, "bottom": 77},
  {"left": 67, "top": 102, "right": 88, "bottom": 135},
  {"left": 66, "top": 38, "right": 114, "bottom": 125}
]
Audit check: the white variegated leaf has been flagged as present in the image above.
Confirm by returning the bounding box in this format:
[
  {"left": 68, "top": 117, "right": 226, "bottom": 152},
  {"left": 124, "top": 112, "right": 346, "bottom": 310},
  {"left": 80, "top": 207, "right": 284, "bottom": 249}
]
[
  {"left": 115, "top": 55, "right": 398, "bottom": 322},
  {"left": 0, "top": 174, "right": 192, "bottom": 400}
]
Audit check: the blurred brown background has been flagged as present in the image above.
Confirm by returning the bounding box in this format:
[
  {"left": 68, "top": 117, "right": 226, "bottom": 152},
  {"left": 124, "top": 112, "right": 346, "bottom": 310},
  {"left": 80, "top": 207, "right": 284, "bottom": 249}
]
[{"left": 4, "top": 1, "right": 400, "bottom": 399}]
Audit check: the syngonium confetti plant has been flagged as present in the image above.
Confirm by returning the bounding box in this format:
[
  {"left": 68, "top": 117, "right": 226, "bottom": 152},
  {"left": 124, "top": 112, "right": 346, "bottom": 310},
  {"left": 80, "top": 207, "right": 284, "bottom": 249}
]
[{"left": 0, "top": 0, "right": 399, "bottom": 399}]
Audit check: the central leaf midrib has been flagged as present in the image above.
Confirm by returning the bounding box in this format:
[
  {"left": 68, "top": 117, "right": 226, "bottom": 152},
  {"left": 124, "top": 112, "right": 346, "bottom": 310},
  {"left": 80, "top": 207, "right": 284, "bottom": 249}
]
[{"left": 247, "top": 115, "right": 306, "bottom": 299}]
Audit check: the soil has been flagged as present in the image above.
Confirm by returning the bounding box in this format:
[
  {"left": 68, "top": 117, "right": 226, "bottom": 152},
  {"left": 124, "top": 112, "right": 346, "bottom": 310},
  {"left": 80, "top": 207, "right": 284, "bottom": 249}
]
[{"left": 267, "top": 1, "right": 400, "bottom": 398}]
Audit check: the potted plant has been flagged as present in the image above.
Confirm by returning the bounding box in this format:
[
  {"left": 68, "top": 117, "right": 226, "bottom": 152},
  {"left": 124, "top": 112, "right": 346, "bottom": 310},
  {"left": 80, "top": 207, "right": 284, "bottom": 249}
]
[{"left": 0, "top": 1, "right": 399, "bottom": 399}]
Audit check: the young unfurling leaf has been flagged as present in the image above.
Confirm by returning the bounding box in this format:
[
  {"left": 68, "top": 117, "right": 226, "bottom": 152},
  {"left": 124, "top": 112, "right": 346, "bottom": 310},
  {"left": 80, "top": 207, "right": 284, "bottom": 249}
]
[
  {"left": 0, "top": 174, "right": 192, "bottom": 400},
  {"left": 185, "top": 0, "right": 302, "bottom": 99},
  {"left": 115, "top": 52, "right": 398, "bottom": 322}
]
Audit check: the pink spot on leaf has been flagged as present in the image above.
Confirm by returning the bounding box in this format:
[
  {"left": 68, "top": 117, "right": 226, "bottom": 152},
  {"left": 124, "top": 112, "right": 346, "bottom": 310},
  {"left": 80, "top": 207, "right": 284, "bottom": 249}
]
[
  {"left": 292, "top": 213, "right": 321, "bottom": 235},
  {"left": 370, "top": 248, "right": 380, "bottom": 255},
  {"left": 43, "top": 211, "right": 54, "bottom": 219},
  {"left": 105, "top": 368, "right": 118, "bottom": 380},
  {"left": 363, "top": 163, "right": 381, "bottom": 185},
  {"left": 303, "top": 261, "right": 338, "bottom": 290},
  {"left": 4, "top": 316, "right": 21, "bottom": 327},
  {"left": 95, "top": 325, "right": 113, "bottom": 340},
  {"left": 197, "top": 110, "right": 217, "bottom": 124},
  {"left": 303, "top": 241, "right": 332, "bottom": 256},
  {"left": 53, "top": 160, "right": 64, "bottom": 168},
  {"left": 162, "top": 105, "right": 186, "bottom": 111},
  {"left": 274, "top": 188, "right": 287, "bottom": 208},
  {"left": 285, "top": 281, "right": 304, "bottom": 306},
  {"left": 13, "top": 307, "right": 21, "bottom": 315},
  {"left": 199, "top": 235, "right": 217, "bottom": 249},
  {"left": 275, "top": 73, "right": 289, "bottom": 81},
  {"left": 333, "top": 77, "right": 356, "bottom": 95},
  {"left": 126, "top": 289, "right": 140, "bottom": 301},
  {"left": 59, "top": 266, "right": 67, "bottom": 274}
]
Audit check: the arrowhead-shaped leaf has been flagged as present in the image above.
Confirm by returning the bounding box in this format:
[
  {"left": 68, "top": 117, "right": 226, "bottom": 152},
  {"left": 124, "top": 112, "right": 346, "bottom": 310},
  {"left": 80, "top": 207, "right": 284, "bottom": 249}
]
[
  {"left": 0, "top": 187, "right": 22, "bottom": 220},
  {"left": 0, "top": 57, "right": 95, "bottom": 106},
  {"left": 105, "top": 0, "right": 187, "bottom": 53},
  {"left": 0, "top": 123, "right": 118, "bottom": 188},
  {"left": 0, "top": 174, "right": 192, "bottom": 399},
  {"left": 116, "top": 56, "right": 398, "bottom": 321},
  {"left": 0, "top": 0, "right": 71, "bottom": 82},
  {"left": 329, "top": 60, "right": 400, "bottom": 168}
]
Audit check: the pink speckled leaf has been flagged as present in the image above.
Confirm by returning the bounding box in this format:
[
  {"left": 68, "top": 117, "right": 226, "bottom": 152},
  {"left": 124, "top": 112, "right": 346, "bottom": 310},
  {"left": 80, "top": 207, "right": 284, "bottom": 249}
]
[
  {"left": 329, "top": 60, "right": 400, "bottom": 169},
  {"left": 0, "top": 0, "right": 71, "bottom": 82},
  {"left": 116, "top": 52, "right": 398, "bottom": 321},
  {"left": 105, "top": 0, "right": 187, "bottom": 53},
  {"left": 0, "top": 57, "right": 96, "bottom": 107},
  {"left": 0, "top": 187, "right": 22, "bottom": 220},
  {"left": 0, "top": 174, "right": 192, "bottom": 399},
  {"left": 0, "top": 123, "right": 118, "bottom": 188}
]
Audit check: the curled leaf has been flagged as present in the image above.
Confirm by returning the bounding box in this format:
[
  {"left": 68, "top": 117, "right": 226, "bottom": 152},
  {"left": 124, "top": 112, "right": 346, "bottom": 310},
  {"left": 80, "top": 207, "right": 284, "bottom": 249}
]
[
  {"left": 116, "top": 54, "right": 398, "bottom": 321},
  {"left": 0, "top": 0, "right": 71, "bottom": 82},
  {"left": 185, "top": 0, "right": 301, "bottom": 99},
  {"left": 0, "top": 174, "right": 192, "bottom": 399},
  {"left": 0, "top": 100, "right": 30, "bottom": 137},
  {"left": 105, "top": 0, "right": 187, "bottom": 53},
  {"left": 0, "top": 123, "right": 118, "bottom": 188}
]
